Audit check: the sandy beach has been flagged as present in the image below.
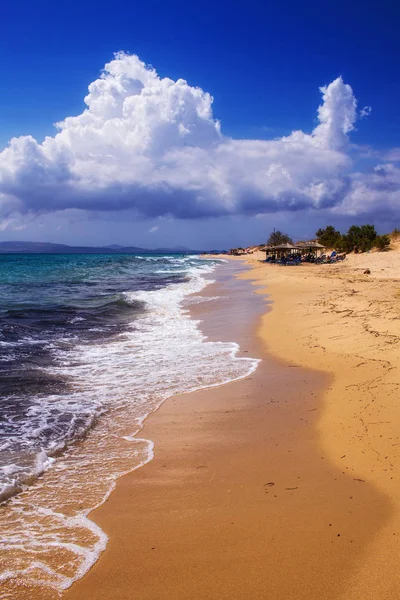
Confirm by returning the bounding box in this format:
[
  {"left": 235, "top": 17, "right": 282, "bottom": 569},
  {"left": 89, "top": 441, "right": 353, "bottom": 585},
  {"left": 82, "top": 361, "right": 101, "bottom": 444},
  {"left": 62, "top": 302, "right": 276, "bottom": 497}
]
[
  {"left": 2, "top": 13, "right": 400, "bottom": 600},
  {"left": 63, "top": 247, "right": 400, "bottom": 600}
]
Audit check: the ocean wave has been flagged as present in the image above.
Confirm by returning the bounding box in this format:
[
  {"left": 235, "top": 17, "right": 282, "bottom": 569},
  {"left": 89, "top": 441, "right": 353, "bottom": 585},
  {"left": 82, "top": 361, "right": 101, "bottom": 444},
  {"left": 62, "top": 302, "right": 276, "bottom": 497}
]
[{"left": 0, "top": 256, "right": 260, "bottom": 595}]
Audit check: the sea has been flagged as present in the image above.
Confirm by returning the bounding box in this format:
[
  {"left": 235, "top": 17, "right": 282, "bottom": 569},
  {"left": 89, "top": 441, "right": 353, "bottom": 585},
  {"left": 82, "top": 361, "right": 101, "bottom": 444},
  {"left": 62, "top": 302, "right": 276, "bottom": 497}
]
[{"left": 0, "top": 253, "right": 259, "bottom": 598}]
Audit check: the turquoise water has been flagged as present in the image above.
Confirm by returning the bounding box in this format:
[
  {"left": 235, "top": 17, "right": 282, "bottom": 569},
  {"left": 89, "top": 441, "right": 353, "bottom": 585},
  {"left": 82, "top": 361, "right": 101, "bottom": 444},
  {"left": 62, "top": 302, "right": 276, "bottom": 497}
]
[{"left": 0, "top": 253, "right": 203, "bottom": 501}]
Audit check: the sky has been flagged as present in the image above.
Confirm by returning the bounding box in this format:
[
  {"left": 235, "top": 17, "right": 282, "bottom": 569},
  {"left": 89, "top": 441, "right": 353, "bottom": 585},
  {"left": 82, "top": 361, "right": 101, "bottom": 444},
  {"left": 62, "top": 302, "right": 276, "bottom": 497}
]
[{"left": 0, "top": 0, "right": 399, "bottom": 249}]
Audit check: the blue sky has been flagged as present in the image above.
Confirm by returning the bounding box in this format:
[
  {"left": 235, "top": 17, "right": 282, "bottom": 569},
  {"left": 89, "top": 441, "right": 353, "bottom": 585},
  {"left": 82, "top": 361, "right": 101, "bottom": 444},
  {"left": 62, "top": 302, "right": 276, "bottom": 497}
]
[{"left": 0, "top": 0, "right": 399, "bottom": 248}]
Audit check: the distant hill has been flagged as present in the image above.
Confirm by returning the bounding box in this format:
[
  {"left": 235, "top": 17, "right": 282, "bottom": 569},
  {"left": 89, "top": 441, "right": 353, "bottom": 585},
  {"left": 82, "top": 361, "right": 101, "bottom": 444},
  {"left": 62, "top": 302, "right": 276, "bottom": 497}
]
[{"left": 0, "top": 241, "right": 202, "bottom": 254}]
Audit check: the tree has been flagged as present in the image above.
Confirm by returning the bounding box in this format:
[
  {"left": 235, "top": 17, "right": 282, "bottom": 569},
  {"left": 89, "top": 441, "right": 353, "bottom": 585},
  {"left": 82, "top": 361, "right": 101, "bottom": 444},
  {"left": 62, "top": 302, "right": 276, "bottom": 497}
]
[
  {"left": 267, "top": 230, "right": 293, "bottom": 246},
  {"left": 316, "top": 226, "right": 342, "bottom": 249}
]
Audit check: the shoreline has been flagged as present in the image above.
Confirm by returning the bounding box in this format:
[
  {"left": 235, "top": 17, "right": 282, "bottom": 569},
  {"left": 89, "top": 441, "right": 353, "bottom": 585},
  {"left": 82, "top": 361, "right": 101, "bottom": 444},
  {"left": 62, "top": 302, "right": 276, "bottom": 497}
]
[
  {"left": 63, "top": 257, "right": 398, "bottom": 599},
  {"left": 0, "top": 258, "right": 258, "bottom": 600}
]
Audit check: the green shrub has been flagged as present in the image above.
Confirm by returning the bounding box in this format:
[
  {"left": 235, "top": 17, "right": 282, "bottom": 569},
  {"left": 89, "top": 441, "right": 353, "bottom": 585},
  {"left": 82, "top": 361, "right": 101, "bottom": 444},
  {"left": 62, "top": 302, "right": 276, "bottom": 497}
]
[
  {"left": 315, "top": 224, "right": 384, "bottom": 253},
  {"left": 316, "top": 225, "right": 342, "bottom": 249},
  {"left": 336, "top": 235, "right": 348, "bottom": 253},
  {"left": 375, "top": 235, "right": 391, "bottom": 251},
  {"left": 340, "top": 224, "right": 377, "bottom": 253},
  {"left": 266, "top": 230, "right": 293, "bottom": 246}
]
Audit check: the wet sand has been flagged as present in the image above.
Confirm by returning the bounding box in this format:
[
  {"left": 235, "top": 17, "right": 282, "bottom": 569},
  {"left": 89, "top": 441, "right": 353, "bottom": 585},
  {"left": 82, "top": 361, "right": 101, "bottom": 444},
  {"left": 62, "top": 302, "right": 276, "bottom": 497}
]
[{"left": 64, "top": 261, "right": 394, "bottom": 600}]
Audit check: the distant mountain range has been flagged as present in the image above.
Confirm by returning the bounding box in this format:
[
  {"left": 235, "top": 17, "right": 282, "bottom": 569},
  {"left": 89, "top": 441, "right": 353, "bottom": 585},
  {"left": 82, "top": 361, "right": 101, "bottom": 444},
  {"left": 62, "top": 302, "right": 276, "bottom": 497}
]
[{"left": 0, "top": 241, "right": 203, "bottom": 254}]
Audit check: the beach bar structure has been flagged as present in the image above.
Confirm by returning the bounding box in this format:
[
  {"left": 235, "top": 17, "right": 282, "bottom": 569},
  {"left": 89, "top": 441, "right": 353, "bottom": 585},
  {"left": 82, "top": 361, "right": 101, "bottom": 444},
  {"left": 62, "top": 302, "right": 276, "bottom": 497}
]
[
  {"left": 265, "top": 241, "right": 326, "bottom": 262},
  {"left": 265, "top": 242, "right": 299, "bottom": 259},
  {"left": 295, "top": 241, "right": 325, "bottom": 259},
  {"left": 295, "top": 241, "right": 325, "bottom": 253}
]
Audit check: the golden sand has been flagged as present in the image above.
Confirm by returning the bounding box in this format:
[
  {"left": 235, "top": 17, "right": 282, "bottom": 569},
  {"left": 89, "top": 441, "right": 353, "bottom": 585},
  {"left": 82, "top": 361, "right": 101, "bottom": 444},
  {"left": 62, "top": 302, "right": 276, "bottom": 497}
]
[
  {"left": 63, "top": 248, "right": 400, "bottom": 600},
  {"left": 238, "top": 248, "right": 400, "bottom": 597}
]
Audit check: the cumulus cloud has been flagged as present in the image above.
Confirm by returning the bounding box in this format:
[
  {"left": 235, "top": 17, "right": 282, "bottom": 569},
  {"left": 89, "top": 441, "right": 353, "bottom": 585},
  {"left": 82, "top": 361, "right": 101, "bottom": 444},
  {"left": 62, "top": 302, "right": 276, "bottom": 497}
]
[
  {"left": 0, "top": 52, "right": 396, "bottom": 222},
  {"left": 335, "top": 162, "right": 400, "bottom": 218}
]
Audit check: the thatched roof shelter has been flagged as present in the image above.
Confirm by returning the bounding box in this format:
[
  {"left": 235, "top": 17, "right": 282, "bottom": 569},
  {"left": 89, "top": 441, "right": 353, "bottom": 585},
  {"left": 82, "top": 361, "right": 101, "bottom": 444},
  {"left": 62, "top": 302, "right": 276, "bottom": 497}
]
[
  {"left": 273, "top": 243, "right": 299, "bottom": 250},
  {"left": 265, "top": 242, "right": 299, "bottom": 258},
  {"left": 264, "top": 239, "right": 326, "bottom": 263},
  {"left": 295, "top": 241, "right": 325, "bottom": 249},
  {"left": 264, "top": 240, "right": 326, "bottom": 264}
]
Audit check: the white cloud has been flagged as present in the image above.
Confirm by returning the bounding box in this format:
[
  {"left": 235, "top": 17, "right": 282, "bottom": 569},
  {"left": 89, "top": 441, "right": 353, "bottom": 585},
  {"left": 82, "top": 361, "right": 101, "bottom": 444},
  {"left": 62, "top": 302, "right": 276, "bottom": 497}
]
[
  {"left": 0, "top": 218, "right": 27, "bottom": 231},
  {"left": 384, "top": 147, "right": 400, "bottom": 162},
  {"left": 359, "top": 105, "right": 372, "bottom": 119},
  {"left": 334, "top": 162, "right": 400, "bottom": 218},
  {"left": 0, "top": 52, "right": 397, "bottom": 223},
  {"left": 149, "top": 225, "right": 159, "bottom": 233},
  {"left": 312, "top": 77, "right": 357, "bottom": 150}
]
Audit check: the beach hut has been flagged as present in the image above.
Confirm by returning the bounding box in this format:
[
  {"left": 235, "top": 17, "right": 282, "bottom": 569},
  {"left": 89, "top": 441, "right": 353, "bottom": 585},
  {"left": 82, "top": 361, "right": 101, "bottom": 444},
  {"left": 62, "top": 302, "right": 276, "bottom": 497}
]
[
  {"left": 295, "top": 241, "right": 325, "bottom": 250},
  {"left": 294, "top": 241, "right": 325, "bottom": 260},
  {"left": 273, "top": 242, "right": 299, "bottom": 252},
  {"left": 265, "top": 242, "right": 299, "bottom": 262},
  {"left": 265, "top": 241, "right": 326, "bottom": 264}
]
